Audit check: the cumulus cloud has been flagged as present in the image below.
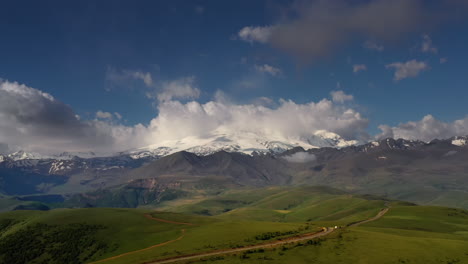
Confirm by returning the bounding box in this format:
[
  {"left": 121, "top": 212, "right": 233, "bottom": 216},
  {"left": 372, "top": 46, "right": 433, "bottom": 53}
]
[
  {"left": 386, "top": 60, "right": 429, "bottom": 81},
  {"left": 376, "top": 115, "right": 468, "bottom": 142},
  {"left": 353, "top": 64, "right": 367, "bottom": 73},
  {"left": 8, "top": 78, "right": 468, "bottom": 155},
  {"left": 254, "top": 64, "right": 282, "bottom": 76},
  {"left": 238, "top": 26, "right": 273, "bottom": 43},
  {"left": 155, "top": 76, "right": 201, "bottom": 102},
  {"left": 421, "top": 34, "right": 438, "bottom": 54},
  {"left": 363, "top": 40, "right": 384, "bottom": 51},
  {"left": 0, "top": 80, "right": 147, "bottom": 154},
  {"left": 96, "top": 111, "right": 113, "bottom": 119},
  {"left": 96, "top": 111, "right": 122, "bottom": 120},
  {"left": 147, "top": 95, "right": 369, "bottom": 143},
  {"left": 0, "top": 79, "right": 371, "bottom": 154},
  {"left": 330, "top": 90, "right": 353, "bottom": 103},
  {"left": 283, "top": 152, "right": 317, "bottom": 163}
]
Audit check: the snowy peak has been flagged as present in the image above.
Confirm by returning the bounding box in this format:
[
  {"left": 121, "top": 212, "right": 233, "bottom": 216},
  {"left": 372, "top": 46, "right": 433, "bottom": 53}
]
[
  {"left": 359, "top": 138, "right": 425, "bottom": 153},
  {"left": 1, "top": 150, "right": 104, "bottom": 161},
  {"left": 5, "top": 150, "right": 49, "bottom": 161},
  {"left": 451, "top": 136, "right": 468, "bottom": 147},
  {"left": 124, "top": 130, "right": 359, "bottom": 159},
  {"left": 306, "top": 130, "right": 358, "bottom": 148}
]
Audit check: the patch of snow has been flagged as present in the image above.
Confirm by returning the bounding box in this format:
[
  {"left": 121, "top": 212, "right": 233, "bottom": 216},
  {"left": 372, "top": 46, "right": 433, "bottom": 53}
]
[
  {"left": 452, "top": 138, "right": 467, "bottom": 147},
  {"left": 124, "top": 129, "right": 359, "bottom": 159}
]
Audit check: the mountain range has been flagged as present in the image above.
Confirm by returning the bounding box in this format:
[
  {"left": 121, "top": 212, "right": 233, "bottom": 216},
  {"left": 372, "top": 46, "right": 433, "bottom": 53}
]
[{"left": 1, "top": 133, "right": 467, "bottom": 211}]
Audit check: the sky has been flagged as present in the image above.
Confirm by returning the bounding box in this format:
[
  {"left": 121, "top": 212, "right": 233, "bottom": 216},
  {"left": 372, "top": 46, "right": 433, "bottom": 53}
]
[{"left": 1, "top": 0, "right": 468, "bottom": 154}]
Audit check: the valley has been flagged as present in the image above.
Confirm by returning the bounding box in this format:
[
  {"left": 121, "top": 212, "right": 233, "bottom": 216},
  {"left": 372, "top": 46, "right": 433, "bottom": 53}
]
[{"left": 0, "top": 189, "right": 467, "bottom": 264}]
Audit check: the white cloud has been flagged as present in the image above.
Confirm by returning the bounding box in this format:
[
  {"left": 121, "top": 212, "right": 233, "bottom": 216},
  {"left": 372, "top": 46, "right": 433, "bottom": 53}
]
[
  {"left": 0, "top": 80, "right": 147, "bottom": 154},
  {"left": 254, "top": 64, "right": 282, "bottom": 76},
  {"left": 0, "top": 79, "right": 371, "bottom": 154},
  {"left": 385, "top": 60, "right": 429, "bottom": 81},
  {"left": 376, "top": 115, "right": 468, "bottom": 142},
  {"left": 330, "top": 90, "right": 354, "bottom": 103},
  {"left": 283, "top": 152, "right": 317, "bottom": 163},
  {"left": 363, "top": 40, "right": 384, "bottom": 51},
  {"left": 421, "top": 34, "right": 438, "bottom": 54},
  {"left": 353, "top": 64, "right": 367, "bottom": 73},
  {"left": 96, "top": 111, "right": 113, "bottom": 119},
  {"left": 238, "top": 26, "right": 273, "bottom": 43},
  {"left": 155, "top": 76, "right": 201, "bottom": 102},
  {"left": 147, "top": 96, "right": 369, "bottom": 143},
  {"left": 96, "top": 111, "right": 122, "bottom": 120},
  {"left": 440, "top": 57, "right": 448, "bottom": 64}
]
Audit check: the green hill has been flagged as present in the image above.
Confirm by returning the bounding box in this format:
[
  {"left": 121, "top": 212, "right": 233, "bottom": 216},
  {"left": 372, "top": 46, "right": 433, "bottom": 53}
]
[
  {"left": 0, "top": 208, "right": 312, "bottom": 264},
  {"left": 169, "top": 186, "right": 387, "bottom": 225},
  {"left": 0, "top": 187, "right": 467, "bottom": 264},
  {"left": 172, "top": 204, "right": 468, "bottom": 264}
]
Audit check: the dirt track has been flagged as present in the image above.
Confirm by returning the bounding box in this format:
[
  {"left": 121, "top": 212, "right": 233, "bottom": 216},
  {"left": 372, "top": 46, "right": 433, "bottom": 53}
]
[
  {"left": 147, "top": 206, "right": 390, "bottom": 264},
  {"left": 348, "top": 207, "right": 389, "bottom": 227},
  {"left": 91, "top": 207, "right": 390, "bottom": 264}
]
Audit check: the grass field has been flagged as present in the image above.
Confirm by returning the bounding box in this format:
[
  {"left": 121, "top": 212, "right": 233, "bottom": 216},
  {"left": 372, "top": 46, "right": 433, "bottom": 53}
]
[
  {"left": 170, "top": 186, "right": 386, "bottom": 225},
  {"left": 0, "top": 208, "right": 317, "bottom": 264},
  {"left": 0, "top": 186, "right": 467, "bottom": 264},
  {"left": 179, "top": 204, "right": 468, "bottom": 264}
]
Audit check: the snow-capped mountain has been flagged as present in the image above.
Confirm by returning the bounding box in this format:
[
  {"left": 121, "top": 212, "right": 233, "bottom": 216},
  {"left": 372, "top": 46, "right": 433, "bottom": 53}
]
[
  {"left": 122, "top": 130, "right": 359, "bottom": 159},
  {"left": 0, "top": 150, "right": 101, "bottom": 162}
]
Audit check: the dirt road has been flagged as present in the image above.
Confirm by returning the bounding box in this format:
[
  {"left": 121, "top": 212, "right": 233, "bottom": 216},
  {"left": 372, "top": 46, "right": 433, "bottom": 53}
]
[
  {"left": 91, "top": 206, "right": 390, "bottom": 264},
  {"left": 147, "top": 206, "right": 390, "bottom": 264},
  {"left": 147, "top": 228, "right": 335, "bottom": 264},
  {"left": 348, "top": 207, "right": 389, "bottom": 227}
]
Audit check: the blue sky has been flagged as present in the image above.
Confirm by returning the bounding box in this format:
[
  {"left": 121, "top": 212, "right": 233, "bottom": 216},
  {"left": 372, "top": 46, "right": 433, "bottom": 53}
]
[{"left": 1, "top": 0, "right": 468, "bottom": 153}]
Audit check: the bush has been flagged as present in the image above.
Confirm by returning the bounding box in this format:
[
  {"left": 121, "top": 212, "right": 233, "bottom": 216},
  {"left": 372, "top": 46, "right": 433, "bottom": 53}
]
[{"left": 0, "top": 223, "right": 108, "bottom": 264}]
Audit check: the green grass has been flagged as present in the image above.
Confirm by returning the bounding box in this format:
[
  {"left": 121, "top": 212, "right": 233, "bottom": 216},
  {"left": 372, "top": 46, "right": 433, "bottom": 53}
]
[
  {"left": 0, "top": 208, "right": 314, "bottom": 264},
  {"left": 183, "top": 205, "right": 468, "bottom": 264},
  {"left": 95, "top": 219, "right": 309, "bottom": 264},
  {"left": 1, "top": 187, "right": 467, "bottom": 264},
  {"left": 0, "top": 209, "right": 190, "bottom": 262},
  {"left": 170, "top": 186, "right": 386, "bottom": 225}
]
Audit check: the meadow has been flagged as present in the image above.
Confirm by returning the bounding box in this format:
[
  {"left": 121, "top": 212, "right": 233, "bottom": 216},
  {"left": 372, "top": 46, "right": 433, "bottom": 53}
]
[{"left": 0, "top": 187, "right": 467, "bottom": 264}]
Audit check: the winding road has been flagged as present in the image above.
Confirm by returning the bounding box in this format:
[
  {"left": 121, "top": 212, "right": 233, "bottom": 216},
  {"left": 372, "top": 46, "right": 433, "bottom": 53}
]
[
  {"left": 147, "top": 206, "right": 390, "bottom": 264},
  {"left": 90, "top": 206, "right": 389, "bottom": 264}
]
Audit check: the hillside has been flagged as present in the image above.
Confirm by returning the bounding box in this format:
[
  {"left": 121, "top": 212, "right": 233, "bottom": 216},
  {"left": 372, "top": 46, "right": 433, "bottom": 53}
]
[
  {"left": 188, "top": 205, "right": 468, "bottom": 264},
  {"left": 1, "top": 192, "right": 467, "bottom": 264}
]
